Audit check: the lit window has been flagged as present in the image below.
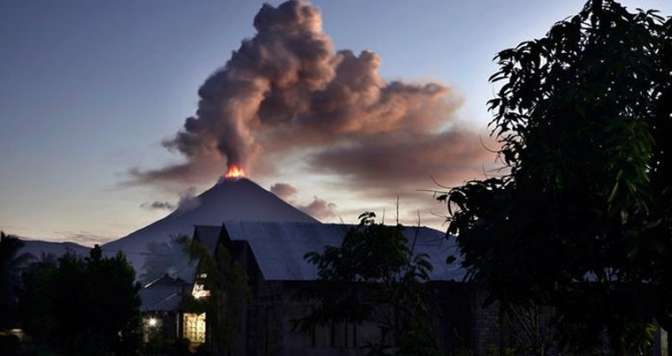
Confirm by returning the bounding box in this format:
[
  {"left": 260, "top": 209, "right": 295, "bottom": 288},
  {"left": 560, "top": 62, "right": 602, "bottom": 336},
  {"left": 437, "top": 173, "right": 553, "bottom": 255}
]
[
  {"left": 183, "top": 313, "right": 206, "bottom": 344},
  {"left": 192, "top": 282, "right": 211, "bottom": 299}
]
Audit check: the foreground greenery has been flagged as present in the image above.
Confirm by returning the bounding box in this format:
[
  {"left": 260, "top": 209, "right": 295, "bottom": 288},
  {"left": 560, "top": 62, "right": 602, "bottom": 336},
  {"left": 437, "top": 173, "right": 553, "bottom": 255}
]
[
  {"left": 18, "top": 246, "right": 141, "bottom": 355},
  {"left": 299, "top": 212, "right": 440, "bottom": 356},
  {"left": 179, "top": 235, "right": 250, "bottom": 356},
  {"left": 0, "top": 233, "right": 32, "bottom": 332},
  {"left": 441, "top": 0, "right": 672, "bottom": 354}
]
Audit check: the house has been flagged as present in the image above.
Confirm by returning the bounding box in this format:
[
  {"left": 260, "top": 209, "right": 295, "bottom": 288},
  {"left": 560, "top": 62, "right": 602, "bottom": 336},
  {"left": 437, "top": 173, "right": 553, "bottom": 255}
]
[
  {"left": 139, "top": 274, "right": 207, "bottom": 348},
  {"left": 139, "top": 221, "right": 506, "bottom": 355},
  {"left": 144, "top": 221, "right": 672, "bottom": 355}
]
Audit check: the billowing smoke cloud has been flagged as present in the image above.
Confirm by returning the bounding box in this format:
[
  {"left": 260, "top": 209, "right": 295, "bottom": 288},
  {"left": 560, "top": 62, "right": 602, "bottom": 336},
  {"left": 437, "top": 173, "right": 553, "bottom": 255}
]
[
  {"left": 129, "top": 0, "right": 465, "bottom": 185},
  {"left": 270, "top": 182, "right": 337, "bottom": 221},
  {"left": 298, "top": 196, "right": 337, "bottom": 220},
  {"left": 270, "top": 182, "right": 298, "bottom": 200},
  {"left": 310, "top": 130, "right": 495, "bottom": 199},
  {"left": 141, "top": 201, "right": 175, "bottom": 211},
  {"left": 141, "top": 187, "right": 200, "bottom": 213},
  {"left": 174, "top": 187, "right": 200, "bottom": 213}
]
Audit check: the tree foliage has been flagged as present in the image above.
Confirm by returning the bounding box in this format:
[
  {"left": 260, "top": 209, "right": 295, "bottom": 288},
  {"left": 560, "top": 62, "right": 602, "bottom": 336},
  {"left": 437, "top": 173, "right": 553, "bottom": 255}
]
[
  {"left": 300, "top": 212, "right": 439, "bottom": 356},
  {"left": 180, "top": 235, "right": 250, "bottom": 355},
  {"left": 18, "top": 246, "right": 141, "bottom": 355},
  {"left": 442, "top": 0, "right": 672, "bottom": 353},
  {"left": 0, "top": 232, "right": 32, "bottom": 330}
]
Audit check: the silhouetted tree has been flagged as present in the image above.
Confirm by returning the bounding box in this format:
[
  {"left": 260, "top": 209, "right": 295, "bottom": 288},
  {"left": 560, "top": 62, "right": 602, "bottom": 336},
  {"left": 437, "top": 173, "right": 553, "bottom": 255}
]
[
  {"left": 180, "top": 235, "right": 250, "bottom": 355},
  {"left": 0, "top": 232, "right": 32, "bottom": 330},
  {"left": 299, "top": 213, "right": 440, "bottom": 356},
  {"left": 19, "top": 245, "right": 141, "bottom": 355},
  {"left": 440, "top": 0, "right": 671, "bottom": 354}
]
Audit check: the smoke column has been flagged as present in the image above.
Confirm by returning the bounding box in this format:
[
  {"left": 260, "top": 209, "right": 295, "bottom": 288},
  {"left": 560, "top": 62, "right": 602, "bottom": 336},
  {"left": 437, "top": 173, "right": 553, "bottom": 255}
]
[{"left": 132, "top": 0, "right": 465, "bottom": 184}]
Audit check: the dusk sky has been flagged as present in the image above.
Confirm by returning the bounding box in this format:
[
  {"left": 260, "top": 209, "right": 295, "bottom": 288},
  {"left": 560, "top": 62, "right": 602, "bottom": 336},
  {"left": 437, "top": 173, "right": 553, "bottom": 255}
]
[{"left": 2, "top": 0, "right": 670, "bottom": 245}]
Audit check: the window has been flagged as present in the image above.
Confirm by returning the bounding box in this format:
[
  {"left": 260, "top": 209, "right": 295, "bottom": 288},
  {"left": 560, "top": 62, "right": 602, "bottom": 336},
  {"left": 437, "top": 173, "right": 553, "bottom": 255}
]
[
  {"left": 183, "top": 313, "right": 206, "bottom": 344},
  {"left": 192, "top": 282, "right": 210, "bottom": 299}
]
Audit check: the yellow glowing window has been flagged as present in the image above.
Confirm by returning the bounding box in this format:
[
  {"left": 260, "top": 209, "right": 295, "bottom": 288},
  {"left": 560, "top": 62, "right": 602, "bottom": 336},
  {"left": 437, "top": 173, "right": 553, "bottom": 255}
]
[
  {"left": 183, "top": 313, "right": 206, "bottom": 344},
  {"left": 192, "top": 283, "right": 210, "bottom": 299}
]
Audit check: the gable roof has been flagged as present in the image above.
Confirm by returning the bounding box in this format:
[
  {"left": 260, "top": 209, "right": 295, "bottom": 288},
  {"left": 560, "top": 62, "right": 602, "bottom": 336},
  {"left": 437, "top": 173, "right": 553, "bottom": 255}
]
[
  {"left": 139, "top": 274, "right": 189, "bottom": 312},
  {"left": 194, "top": 225, "right": 222, "bottom": 254},
  {"left": 218, "top": 222, "right": 465, "bottom": 282}
]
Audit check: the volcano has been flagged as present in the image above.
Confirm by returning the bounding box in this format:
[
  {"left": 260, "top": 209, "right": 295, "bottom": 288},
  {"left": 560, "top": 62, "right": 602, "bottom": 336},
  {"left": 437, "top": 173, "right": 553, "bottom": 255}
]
[{"left": 102, "top": 177, "right": 318, "bottom": 279}]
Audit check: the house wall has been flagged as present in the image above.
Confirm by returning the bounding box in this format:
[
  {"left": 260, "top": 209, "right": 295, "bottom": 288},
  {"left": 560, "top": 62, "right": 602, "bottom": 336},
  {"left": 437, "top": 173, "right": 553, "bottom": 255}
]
[
  {"left": 247, "top": 280, "right": 368, "bottom": 356},
  {"left": 240, "top": 280, "right": 502, "bottom": 356},
  {"left": 225, "top": 240, "right": 505, "bottom": 356}
]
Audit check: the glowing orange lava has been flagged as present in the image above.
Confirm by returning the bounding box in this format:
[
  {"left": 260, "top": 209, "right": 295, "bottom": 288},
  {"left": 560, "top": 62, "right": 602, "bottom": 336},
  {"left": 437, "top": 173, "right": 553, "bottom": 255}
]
[{"left": 224, "top": 165, "right": 246, "bottom": 179}]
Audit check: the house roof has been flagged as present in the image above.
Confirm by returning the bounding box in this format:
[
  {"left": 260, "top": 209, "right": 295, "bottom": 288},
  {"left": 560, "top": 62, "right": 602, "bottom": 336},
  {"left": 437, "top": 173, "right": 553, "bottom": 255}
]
[
  {"left": 193, "top": 225, "right": 222, "bottom": 254},
  {"left": 139, "top": 274, "right": 189, "bottom": 312},
  {"left": 218, "top": 222, "right": 465, "bottom": 282}
]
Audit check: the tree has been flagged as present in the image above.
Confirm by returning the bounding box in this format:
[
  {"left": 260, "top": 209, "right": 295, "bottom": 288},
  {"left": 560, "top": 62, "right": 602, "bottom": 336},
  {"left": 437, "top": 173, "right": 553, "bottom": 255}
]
[
  {"left": 441, "top": 0, "right": 671, "bottom": 354},
  {"left": 0, "top": 232, "right": 32, "bottom": 330},
  {"left": 180, "top": 235, "right": 250, "bottom": 355},
  {"left": 298, "top": 212, "right": 440, "bottom": 356},
  {"left": 19, "top": 246, "right": 141, "bottom": 355}
]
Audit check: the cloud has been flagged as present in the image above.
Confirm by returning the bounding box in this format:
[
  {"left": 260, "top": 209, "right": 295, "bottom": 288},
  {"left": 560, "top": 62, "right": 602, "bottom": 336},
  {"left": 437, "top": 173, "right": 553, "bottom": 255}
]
[
  {"left": 128, "top": 153, "right": 227, "bottom": 188},
  {"left": 309, "top": 129, "right": 495, "bottom": 199},
  {"left": 298, "top": 196, "right": 337, "bottom": 220},
  {"left": 270, "top": 182, "right": 298, "bottom": 200},
  {"left": 174, "top": 187, "right": 200, "bottom": 213},
  {"left": 128, "top": 0, "right": 467, "bottom": 187},
  {"left": 140, "top": 187, "right": 200, "bottom": 213},
  {"left": 270, "top": 182, "right": 338, "bottom": 221},
  {"left": 306, "top": 128, "right": 498, "bottom": 227},
  {"left": 141, "top": 201, "right": 176, "bottom": 211}
]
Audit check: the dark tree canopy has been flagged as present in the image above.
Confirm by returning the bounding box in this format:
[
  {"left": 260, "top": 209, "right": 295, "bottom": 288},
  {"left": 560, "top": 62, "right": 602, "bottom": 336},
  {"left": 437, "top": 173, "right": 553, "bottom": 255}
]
[
  {"left": 19, "top": 246, "right": 141, "bottom": 355},
  {"left": 180, "top": 235, "right": 250, "bottom": 355},
  {"left": 0, "top": 232, "right": 32, "bottom": 331},
  {"left": 442, "top": 0, "right": 671, "bottom": 353},
  {"left": 300, "top": 213, "right": 440, "bottom": 356}
]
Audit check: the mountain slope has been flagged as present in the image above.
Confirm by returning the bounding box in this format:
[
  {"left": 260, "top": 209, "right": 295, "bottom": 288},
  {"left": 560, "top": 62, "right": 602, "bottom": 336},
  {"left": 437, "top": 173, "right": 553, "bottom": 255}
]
[{"left": 102, "top": 178, "right": 318, "bottom": 279}]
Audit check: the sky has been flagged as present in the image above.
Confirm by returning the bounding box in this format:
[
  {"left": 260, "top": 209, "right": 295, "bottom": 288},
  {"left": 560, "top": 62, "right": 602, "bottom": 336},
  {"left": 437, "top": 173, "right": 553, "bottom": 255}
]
[{"left": 1, "top": 0, "right": 670, "bottom": 245}]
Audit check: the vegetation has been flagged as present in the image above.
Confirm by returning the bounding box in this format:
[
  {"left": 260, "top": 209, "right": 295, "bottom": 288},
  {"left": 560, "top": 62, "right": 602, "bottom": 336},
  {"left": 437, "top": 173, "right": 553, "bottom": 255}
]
[
  {"left": 0, "top": 232, "right": 32, "bottom": 330},
  {"left": 0, "top": 232, "right": 33, "bottom": 354},
  {"left": 299, "top": 212, "right": 440, "bottom": 356},
  {"left": 440, "top": 0, "right": 672, "bottom": 354},
  {"left": 18, "top": 246, "right": 141, "bottom": 355},
  {"left": 180, "top": 235, "right": 250, "bottom": 355}
]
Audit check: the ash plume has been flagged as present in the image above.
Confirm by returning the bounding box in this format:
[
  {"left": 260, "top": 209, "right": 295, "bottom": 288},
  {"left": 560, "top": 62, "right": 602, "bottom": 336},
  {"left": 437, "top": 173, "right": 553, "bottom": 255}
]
[
  {"left": 140, "top": 187, "right": 200, "bottom": 213},
  {"left": 129, "top": 0, "right": 469, "bottom": 185},
  {"left": 270, "top": 183, "right": 298, "bottom": 200},
  {"left": 270, "top": 182, "right": 338, "bottom": 221},
  {"left": 298, "top": 196, "right": 337, "bottom": 220},
  {"left": 141, "top": 201, "right": 175, "bottom": 211}
]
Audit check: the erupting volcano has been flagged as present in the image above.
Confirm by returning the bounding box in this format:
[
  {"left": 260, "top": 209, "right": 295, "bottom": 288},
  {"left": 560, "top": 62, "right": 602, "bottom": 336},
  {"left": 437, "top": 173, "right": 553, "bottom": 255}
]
[
  {"left": 224, "top": 165, "right": 245, "bottom": 179},
  {"left": 102, "top": 176, "right": 318, "bottom": 280}
]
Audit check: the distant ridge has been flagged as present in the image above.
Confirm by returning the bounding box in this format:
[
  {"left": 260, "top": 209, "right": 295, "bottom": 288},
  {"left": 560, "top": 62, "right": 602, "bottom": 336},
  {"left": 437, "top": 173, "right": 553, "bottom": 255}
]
[{"left": 19, "top": 239, "right": 90, "bottom": 260}]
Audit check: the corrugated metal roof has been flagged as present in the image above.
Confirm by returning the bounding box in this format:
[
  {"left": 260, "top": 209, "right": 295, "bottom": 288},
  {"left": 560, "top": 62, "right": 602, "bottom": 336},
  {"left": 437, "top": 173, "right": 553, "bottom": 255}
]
[
  {"left": 220, "top": 222, "right": 465, "bottom": 282},
  {"left": 139, "top": 275, "right": 188, "bottom": 312}
]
